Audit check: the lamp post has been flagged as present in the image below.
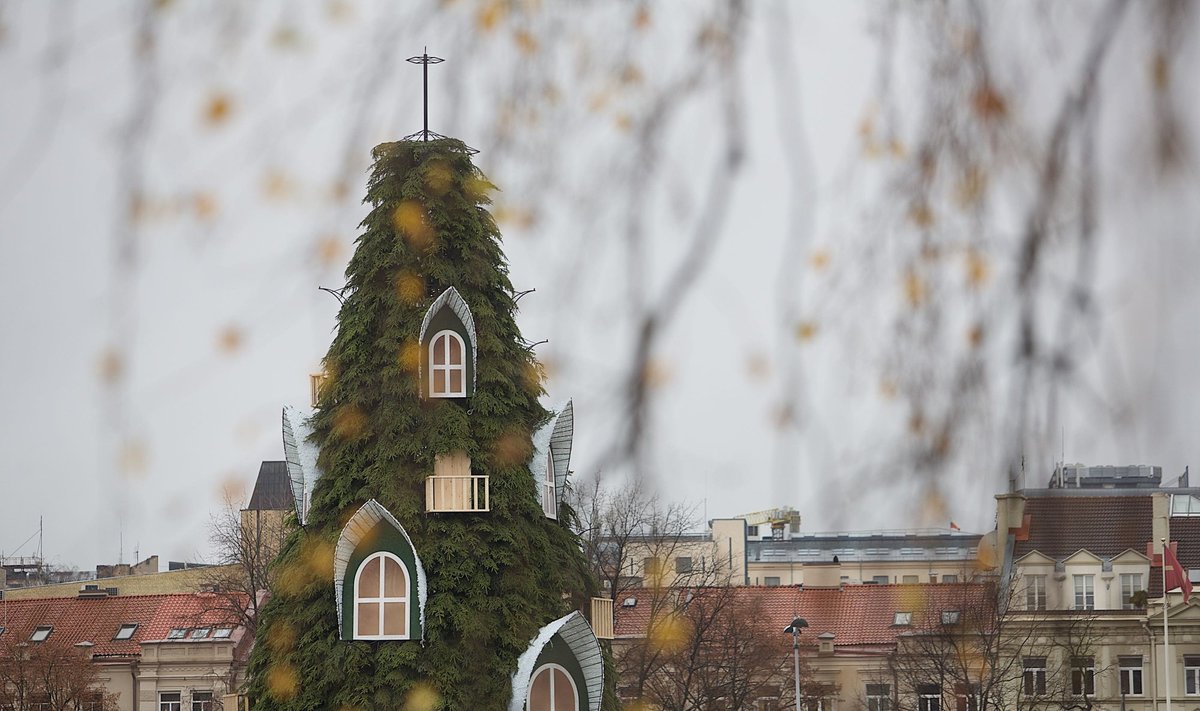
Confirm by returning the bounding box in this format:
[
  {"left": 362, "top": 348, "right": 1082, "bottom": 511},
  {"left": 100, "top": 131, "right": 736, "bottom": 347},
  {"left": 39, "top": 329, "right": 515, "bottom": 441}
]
[{"left": 784, "top": 617, "right": 809, "bottom": 711}]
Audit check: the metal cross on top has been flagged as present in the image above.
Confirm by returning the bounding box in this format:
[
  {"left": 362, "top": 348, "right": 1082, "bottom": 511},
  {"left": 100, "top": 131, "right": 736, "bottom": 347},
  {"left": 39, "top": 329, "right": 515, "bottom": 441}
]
[{"left": 406, "top": 48, "right": 444, "bottom": 142}]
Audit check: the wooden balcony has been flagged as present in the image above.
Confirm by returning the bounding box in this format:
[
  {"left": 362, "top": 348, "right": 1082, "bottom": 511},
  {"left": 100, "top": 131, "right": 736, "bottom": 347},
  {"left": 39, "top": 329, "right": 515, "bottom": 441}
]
[
  {"left": 590, "top": 597, "right": 614, "bottom": 640},
  {"left": 425, "top": 475, "right": 490, "bottom": 512}
]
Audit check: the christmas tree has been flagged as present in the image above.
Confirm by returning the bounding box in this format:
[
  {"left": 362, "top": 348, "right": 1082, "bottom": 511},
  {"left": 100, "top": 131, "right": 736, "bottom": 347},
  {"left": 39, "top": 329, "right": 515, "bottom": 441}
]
[{"left": 243, "top": 137, "right": 601, "bottom": 711}]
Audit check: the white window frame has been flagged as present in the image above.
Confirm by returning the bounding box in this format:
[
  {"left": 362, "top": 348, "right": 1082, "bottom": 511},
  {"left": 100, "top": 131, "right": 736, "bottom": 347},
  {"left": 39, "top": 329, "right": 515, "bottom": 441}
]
[
  {"left": 918, "top": 684, "right": 940, "bottom": 711},
  {"left": 29, "top": 626, "right": 52, "bottom": 642},
  {"left": 353, "top": 551, "right": 411, "bottom": 640},
  {"left": 428, "top": 330, "right": 467, "bottom": 397},
  {"left": 191, "top": 691, "right": 214, "bottom": 711},
  {"left": 1120, "top": 573, "right": 1143, "bottom": 609},
  {"left": 1120, "top": 657, "right": 1144, "bottom": 696},
  {"left": 1073, "top": 575, "right": 1095, "bottom": 610},
  {"left": 527, "top": 662, "right": 579, "bottom": 711},
  {"left": 1024, "top": 658, "right": 1047, "bottom": 696},
  {"left": 159, "top": 692, "right": 182, "bottom": 711},
  {"left": 1185, "top": 656, "right": 1200, "bottom": 696},
  {"left": 866, "top": 684, "right": 890, "bottom": 711},
  {"left": 114, "top": 623, "right": 138, "bottom": 640},
  {"left": 894, "top": 612, "right": 912, "bottom": 626},
  {"left": 1026, "top": 575, "right": 1046, "bottom": 611},
  {"left": 543, "top": 449, "right": 556, "bottom": 519},
  {"left": 1071, "top": 657, "right": 1095, "bottom": 696}
]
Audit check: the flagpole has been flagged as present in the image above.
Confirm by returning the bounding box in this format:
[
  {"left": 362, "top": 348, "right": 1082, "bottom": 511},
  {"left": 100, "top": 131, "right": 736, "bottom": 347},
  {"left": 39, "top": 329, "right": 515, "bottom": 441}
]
[{"left": 1163, "top": 536, "right": 1172, "bottom": 711}]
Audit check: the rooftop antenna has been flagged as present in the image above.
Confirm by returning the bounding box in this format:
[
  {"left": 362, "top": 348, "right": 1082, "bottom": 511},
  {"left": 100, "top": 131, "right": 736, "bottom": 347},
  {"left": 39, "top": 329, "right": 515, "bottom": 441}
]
[{"left": 406, "top": 48, "right": 445, "bottom": 142}]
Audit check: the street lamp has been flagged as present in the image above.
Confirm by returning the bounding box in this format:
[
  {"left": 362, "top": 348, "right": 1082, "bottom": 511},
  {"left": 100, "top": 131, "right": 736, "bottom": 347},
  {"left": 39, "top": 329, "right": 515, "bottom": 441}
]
[{"left": 784, "top": 617, "right": 808, "bottom": 711}]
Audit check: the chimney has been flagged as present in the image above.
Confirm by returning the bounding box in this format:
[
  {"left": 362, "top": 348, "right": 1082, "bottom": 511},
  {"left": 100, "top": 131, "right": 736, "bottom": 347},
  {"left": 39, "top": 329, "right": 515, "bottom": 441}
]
[{"left": 804, "top": 560, "right": 841, "bottom": 589}]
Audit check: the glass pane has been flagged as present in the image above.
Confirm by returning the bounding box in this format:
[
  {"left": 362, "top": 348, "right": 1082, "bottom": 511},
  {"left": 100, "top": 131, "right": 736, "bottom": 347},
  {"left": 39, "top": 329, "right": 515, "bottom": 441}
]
[
  {"left": 448, "top": 334, "right": 461, "bottom": 363},
  {"left": 433, "top": 336, "right": 446, "bottom": 365},
  {"left": 433, "top": 369, "right": 446, "bottom": 394},
  {"left": 553, "top": 668, "right": 576, "bottom": 711},
  {"left": 383, "top": 602, "right": 407, "bottom": 636},
  {"left": 358, "top": 556, "right": 380, "bottom": 597},
  {"left": 449, "top": 369, "right": 462, "bottom": 393},
  {"left": 357, "top": 602, "right": 379, "bottom": 636},
  {"left": 529, "top": 668, "right": 551, "bottom": 711},
  {"left": 384, "top": 557, "right": 406, "bottom": 597}
]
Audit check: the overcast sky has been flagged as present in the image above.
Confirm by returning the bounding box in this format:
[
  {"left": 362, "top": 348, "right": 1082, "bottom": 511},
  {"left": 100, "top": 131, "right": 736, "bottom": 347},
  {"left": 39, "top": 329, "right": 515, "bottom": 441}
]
[{"left": 1, "top": 2, "right": 1197, "bottom": 571}]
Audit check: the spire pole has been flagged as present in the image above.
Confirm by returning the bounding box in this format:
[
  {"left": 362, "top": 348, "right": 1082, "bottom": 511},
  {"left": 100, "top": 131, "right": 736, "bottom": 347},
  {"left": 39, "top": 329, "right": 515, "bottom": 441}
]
[{"left": 406, "top": 48, "right": 445, "bottom": 141}]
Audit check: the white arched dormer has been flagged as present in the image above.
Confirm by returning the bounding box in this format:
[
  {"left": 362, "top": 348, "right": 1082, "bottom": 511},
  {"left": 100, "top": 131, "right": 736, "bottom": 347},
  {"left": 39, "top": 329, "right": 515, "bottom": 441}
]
[
  {"left": 333, "top": 499, "right": 427, "bottom": 641},
  {"left": 418, "top": 287, "right": 477, "bottom": 399},
  {"left": 510, "top": 611, "right": 602, "bottom": 711},
  {"left": 529, "top": 401, "right": 574, "bottom": 520}
]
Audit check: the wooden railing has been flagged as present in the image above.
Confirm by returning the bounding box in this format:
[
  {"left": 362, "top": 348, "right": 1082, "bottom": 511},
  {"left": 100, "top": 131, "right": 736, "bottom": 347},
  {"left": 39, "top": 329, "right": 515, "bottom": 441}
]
[
  {"left": 590, "top": 597, "right": 614, "bottom": 640},
  {"left": 425, "top": 475, "right": 490, "bottom": 512}
]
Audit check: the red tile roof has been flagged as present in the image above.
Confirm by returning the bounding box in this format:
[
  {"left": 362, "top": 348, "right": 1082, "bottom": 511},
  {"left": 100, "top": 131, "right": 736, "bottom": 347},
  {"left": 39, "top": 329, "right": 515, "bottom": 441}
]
[
  {"left": 0, "top": 593, "right": 247, "bottom": 658},
  {"left": 1012, "top": 496, "right": 1153, "bottom": 560},
  {"left": 614, "top": 583, "right": 991, "bottom": 650}
]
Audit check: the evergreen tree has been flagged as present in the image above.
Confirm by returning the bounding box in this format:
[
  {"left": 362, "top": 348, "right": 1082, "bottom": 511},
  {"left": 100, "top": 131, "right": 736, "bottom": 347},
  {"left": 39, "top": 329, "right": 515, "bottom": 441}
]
[{"left": 245, "top": 138, "right": 597, "bottom": 711}]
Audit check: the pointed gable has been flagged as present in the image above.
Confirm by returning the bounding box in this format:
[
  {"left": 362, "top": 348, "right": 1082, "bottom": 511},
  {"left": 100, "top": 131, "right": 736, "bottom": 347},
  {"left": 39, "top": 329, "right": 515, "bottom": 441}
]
[
  {"left": 530, "top": 401, "right": 574, "bottom": 518},
  {"left": 282, "top": 406, "right": 323, "bottom": 523},
  {"left": 418, "top": 287, "right": 478, "bottom": 398},
  {"left": 333, "top": 499, "right": 427, "bottom": 640},
  {"left": 510, "top": 611, "right": 603, "bottom": 711}
]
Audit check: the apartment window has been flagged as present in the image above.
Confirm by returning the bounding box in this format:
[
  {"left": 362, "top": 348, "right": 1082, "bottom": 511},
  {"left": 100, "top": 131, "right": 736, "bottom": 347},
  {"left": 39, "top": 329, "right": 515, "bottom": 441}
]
[
  {"left": 748, "top": 525, "right": 760, "bottom": 537},
  {"left": 1073, "top": 575, "right": 1095, "bottom": 610},
  {"left": 191, "top": 692, "right": 213, "bottom": 711},
  {"left": 190, "top": 628, "right": 211, "bottom": 639},
  {"left": 894, "top": 612, "right": 913, "bottom": 626},
  {"left": 1071, "top": 657, "right": 1095, "bottom": 696},
  {"left": 942, "top": 574, "right": 959, "bottom": 584},
  {"left": 1023, "top": 657, "right": 1047, "bottom": 696},
  {"left": 918, "top": 684, "right": 941, "bottom": 711},
  {"left": 1120, "top": 656, "right": 1144, "bottom": 696},
  {"left": 765, "top": 576, "right": 781, "bottom": 587},
  {"left": 167, "top": 628, "right": 187, "bottom": 640},
  {"left": 80, "top": 692, "right": 105, "bottom": 711},
  {"left": 1185, "top": 656, "right": 1200, "bottom": 695},
  {"left": 113, "top": 623, "right": 138, "bottom": 640},
  {"left": 160, "top": 692, "right": 182, "bottom": 711},
  {"left": 955, "top": 684, "right": 980, "bottom": 711},
  {"left": 941, "top": 610, "right": 961, "bottom": 625},
  {"left": 676, "top": 557, "right": 693, "bottom": 574},
  {"left": 1026, "top": 575, "right": 1047, "bottom": 611},
  {"left": 29, "top": 626, "right": 52, "bottom": 642},
  {"left": 643, "top": 557, "right": 663, "bottom": 577},
  {"left": 29, "top": 695, "right": 51, "bottom": 711},
  {"left": 212, "top": 628, "right": 233, "bottom": 639},
  {"left": 902, "top": 575, "right": 920, "bottom": 584},
  {"left": 757, "top": 699, "right": 779, "bottom": 711},
  {"left": 873, "top": 575, "right": 890, "bottom": 585},
  {"left": 1121, "top": 573, "right": 1143, "bottom": 609},
  {"left": 866, "top": 684, "right": 890, "bottom": 711}
]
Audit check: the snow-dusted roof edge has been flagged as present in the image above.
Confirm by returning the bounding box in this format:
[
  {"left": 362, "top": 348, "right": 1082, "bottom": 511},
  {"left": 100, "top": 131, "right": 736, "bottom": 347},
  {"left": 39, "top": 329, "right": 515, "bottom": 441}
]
[
  {"left": 529, "top": 401, "right": 574, "bottom": 509},
  {"left": 282, "top": 406, "right": 323, "bottom": 524},
  {"left": 508, "top": 610, "right": 603, "bottom": 711},
  {"left": 332, "top": 499, "right": 428, "bottom": 640},
  {"left": 417, "top": 287, "right": 478, "bottom": 395}
]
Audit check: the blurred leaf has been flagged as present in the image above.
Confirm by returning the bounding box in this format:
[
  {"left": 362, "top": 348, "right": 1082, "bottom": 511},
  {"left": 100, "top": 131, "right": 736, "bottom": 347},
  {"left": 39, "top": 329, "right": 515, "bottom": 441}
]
[{"left": 203, "top": 92, "right": 234, "bottom": 126}]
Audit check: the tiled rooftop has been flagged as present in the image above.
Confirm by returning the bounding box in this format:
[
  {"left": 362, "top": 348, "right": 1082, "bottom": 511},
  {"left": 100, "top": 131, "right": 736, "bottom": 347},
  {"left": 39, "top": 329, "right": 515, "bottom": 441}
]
[
  {"left": 1012, "top": 495, "right": 1153, "bottom": 560},
  {"left": 0, "top": 593, "right": 247, "bottom": 658},
  {"left": 614, "top": 583, "right": 990, "bottom": 649}
]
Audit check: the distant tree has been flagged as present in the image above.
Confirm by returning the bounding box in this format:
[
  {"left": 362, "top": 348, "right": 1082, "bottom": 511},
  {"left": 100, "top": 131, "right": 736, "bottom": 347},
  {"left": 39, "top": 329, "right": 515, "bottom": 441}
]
[
  {"left": 0, "top": 635, "right": 119, "bottom": 711},
  {"left": 197, "top": 492, "right": 288, "bottom": 636}
]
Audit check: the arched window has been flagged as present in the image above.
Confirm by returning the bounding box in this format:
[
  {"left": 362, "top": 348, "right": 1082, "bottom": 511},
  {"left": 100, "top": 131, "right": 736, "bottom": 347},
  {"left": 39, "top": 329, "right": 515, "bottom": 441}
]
[
  {"left": 527, "top": 664, "right": 578, "bottom": 711},
  {"left": 353, "top": 551, "right": 410, "bottom": 639},
  {"left": 543, "top": 449, "right": 556, "bottom": 519},
  {"left": 429, "top": 330, "right": 466, "bottom": 397}
]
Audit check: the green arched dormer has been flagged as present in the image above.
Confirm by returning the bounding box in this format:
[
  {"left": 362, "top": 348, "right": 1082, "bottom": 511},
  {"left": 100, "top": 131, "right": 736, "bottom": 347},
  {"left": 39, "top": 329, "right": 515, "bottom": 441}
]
[
  {"left": 333, "top": 499, "right": 427, "bottom": 641},
  {"left": 418, "top": 287, "right": 477, "bottom": 398},
  {"left": 529, "top": 401, "right": 574, "bottom": 520},
  {"left": 510, "top": 611, "right": 602, "bottom": 711}
]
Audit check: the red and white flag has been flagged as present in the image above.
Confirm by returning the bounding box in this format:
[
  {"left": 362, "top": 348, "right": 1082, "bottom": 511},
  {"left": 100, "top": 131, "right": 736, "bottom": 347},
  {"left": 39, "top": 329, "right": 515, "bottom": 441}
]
[{"left": 1164, "top": 542, "right": 1193, "bottom": 603}]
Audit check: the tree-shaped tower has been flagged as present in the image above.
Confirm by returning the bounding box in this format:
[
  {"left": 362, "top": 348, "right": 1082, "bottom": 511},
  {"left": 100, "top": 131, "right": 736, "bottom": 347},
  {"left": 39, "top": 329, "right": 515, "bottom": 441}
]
[{"left": 244, "top": 134, "right": 604, "bottom": 711}]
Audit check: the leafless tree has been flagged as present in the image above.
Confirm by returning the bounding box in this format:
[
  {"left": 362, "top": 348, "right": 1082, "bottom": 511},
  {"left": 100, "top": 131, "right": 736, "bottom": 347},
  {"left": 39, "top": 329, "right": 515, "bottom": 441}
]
[{"left": 0, "top": 636, "right": 119, "bottom": 711}]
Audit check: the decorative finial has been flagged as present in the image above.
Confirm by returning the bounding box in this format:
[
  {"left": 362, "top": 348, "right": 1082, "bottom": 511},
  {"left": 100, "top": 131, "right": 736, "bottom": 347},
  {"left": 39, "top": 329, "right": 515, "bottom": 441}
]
[{"left": 406, "top": 48, "right": 445, "bottom": 142}]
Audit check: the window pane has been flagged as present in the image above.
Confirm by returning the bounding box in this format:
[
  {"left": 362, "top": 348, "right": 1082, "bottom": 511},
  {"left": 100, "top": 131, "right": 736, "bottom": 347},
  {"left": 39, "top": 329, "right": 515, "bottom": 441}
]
[
  {"left": 553, "top": 668, "right": 576, "bottom": 711},
  {"left": 383, "top": 602, "right": 407, "bottom": 637},
  {"left": 358, "top": 556, "right": 380, "bottom": 597},
  {"left": 433, "top": 336, "right": 447, "bottom": 365},
  {"left": 448, "top": 334, "right": 461, "bottom": 364},
  {"left": 530, "top": 668, "right": 552, "bottom": 711},
  {"left": 357, "top": 602, "right": 380, "bottom": 636},
  {"left": 384, "top": 557, "right": 406, "bottom": 597},
  {"left": 433, "top": 369, "right": 446, "bottom": 394},
  {"left": 449, "top": 369, "right": 462, "bottom": 393}
]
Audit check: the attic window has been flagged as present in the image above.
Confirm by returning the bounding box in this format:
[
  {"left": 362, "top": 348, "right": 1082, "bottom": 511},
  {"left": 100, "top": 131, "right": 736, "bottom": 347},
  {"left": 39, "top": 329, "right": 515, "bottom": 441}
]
[
  {"left": 893, "top": 612, "right": 912, "bottom": 626},
  {"left": 622, "top": 597, "right": 637, "bottom": 607},
  {"left": 114, "top": 624, "right": 138, "bottom": 640},
  {"left": 212, "top": 628, "right": 233, "bottom": 639},
  {"left": 167, "top": 628, "right": 187, "bottom": 639},
  {"left": 941, "top": 610, "right": 961, "bottom": 625},
  {"left": 30, "top": 626, "right": 53, "bottom": 642},
  {"left": 429, "top": 330, "right": 467, "bottom": 397},
  {"left": 191, "top": 628, "right": 211, "bottom": 639}
]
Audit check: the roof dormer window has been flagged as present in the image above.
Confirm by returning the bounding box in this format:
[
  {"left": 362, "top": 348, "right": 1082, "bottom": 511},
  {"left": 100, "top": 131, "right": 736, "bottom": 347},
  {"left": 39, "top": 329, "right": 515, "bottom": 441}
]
[
  {"left": 893, "top": 612, "right": 912, "bottom": 626},
  {"left": 418, "top": 287, "right": 477, "bottom": 399},
  {"left": 114, "top": 624, "right": 138, "bottom": 640},
  {"left": 30, "top": 626, "right": 53, "bottom": 642},
  {"left": 429, "top": 330, "right": 466, "bottom": 397}
]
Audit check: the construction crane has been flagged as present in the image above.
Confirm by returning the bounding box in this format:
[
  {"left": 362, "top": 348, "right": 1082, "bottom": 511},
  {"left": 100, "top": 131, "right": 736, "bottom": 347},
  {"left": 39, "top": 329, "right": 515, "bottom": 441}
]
[{"left": 736, "top": 507, "right": 801, "bottom": 539}]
